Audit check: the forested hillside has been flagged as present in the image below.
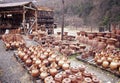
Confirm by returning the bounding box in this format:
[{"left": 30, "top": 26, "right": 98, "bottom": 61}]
[{"left": 0, "top": 0, "right": 120, "bottom": 27}]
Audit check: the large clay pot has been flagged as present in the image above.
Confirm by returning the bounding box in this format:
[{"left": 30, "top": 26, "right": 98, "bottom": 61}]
[
  {"left": 49, "top": 68, "right": 57, "bottom": 76},
  {"left": 31, "top": 68, "right": 39, "bottom": 77},
  {"left": 62, "top": 63, "right": 70, "bottom": 70},
  {"left": 26, "top": 58, "right": 32, "bottom": 66},
  {"left": 40, "top": 71, "right": 48, "bottom": 79},
  {"left": 102, "top": 61, "right": 109, "bottom": 68},
  {"left": 110, "top": 62, "right": 118, "bottom": 70},
  {"left": 96, "top": 59, "right": 102, "bottom": 65}
]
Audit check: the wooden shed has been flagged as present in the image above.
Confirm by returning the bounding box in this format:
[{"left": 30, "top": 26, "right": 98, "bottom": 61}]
[
  {"left": 0, "top": 2, "right": 37, "bottom": 34},
  {"left": 37, "top": 6, "right": 54, "bottom": 34}
]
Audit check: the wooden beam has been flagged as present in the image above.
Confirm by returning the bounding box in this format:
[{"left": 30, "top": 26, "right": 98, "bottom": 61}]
[
  {"left": 0, "top": 10, "right": 23, "bottom": 14},
  {"left": 24, "top": 6, "right": 36, "bottom": 10}
]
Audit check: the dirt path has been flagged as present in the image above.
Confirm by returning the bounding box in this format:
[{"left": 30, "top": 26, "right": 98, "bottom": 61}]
[{"left": 0, "top": 40, "right": 32, "bottom": 83}]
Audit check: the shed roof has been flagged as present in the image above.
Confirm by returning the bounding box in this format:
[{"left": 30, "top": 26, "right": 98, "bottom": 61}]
[{"left": 0, "top": 1, "right": 31, "bottom": 8}]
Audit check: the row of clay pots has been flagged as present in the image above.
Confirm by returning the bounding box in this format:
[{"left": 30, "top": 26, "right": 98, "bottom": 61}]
[
  {"left": 2, "top": 34, "right": 25, "bottom": 50},
  {"left": 77, "top": 34, "right": 119, "bottom": 51},
  {"left": 111, "top": 28, "right": 120, "bottom": 35},
  {"left": 94, "top": 50, "right": 120, "bottom": 73}
]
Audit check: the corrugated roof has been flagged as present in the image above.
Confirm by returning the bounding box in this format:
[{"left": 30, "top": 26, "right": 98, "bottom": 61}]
[
  {"left": 0, "top": 1, "right": 31, "bottom": 8},
  {"left": 37, "top": 6, "right": 53, "bottom": 11}
]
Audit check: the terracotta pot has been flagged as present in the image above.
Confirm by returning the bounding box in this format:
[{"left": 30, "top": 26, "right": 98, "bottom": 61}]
[
  {"left": 87, "top": 33, "right": 94, "bottom": 40},
  {"left": 55, "top": 74, "right": 62, "bottom": 82},
  {"left": 25, "top": 58, "right": 32, "bottom": 66},
  {"left": 96, "top": 59, "right": 102, "bottom": 65},
  {"left": 62, "top": 71, "right": 67, "bottom": 78},
  {"left": 44, "top": 76, "right": 54, "bottom": 83},
  {"left": 69, "top": 75, "right": 76, "bottom": 83},
  {"left": 49, "top": 68, "right": 57, "bottom": 76},
  {"left": 31, "top": 68, "right": 39, "bottom": 77},
  {"left": 107, "top": 57, "right": 112, "bottom": 62},
  {"left": 92, "top": 77, "right": 100, "bottom": 83},
  {"left": 58, "top": 60, "right": 64, "bottom": 67},
  {"left": 65, "top": 69, "right": 72, "bottom": 76},
  {"left": 84, "top": 77, "right": 92, "bottom": 83},
  {"left": 40, "top": 71, "right": 48, "bottom": 79},
  {"left": 75, "top": 72, "right": 82, "bottom": 80},
  {"left": 79, "top": 65, "right": 85, "bottom": 72},
  {"left": 70, "top": 66, "right": 79, "bottom": 73},
  {"left": 83, "top": 71, "right": 91, "bottom": 77},
  {"left": 102, "top": 61, "right": 109, "bottom": 68},
  {"left": 97, "top": 32, "right": 105, "bottom": 37},
  {"left": 107, "top": 38, "right": 117, "bottom": 45},
  {"left": 62, "top": 78, "right": 71, "bottom": 83},
  {"left": 62, "top": 63, "right": 70, "bottom": 70},
  {"left": 18, "top": 52, "right": 25, "bottom": 60},
  {"left": 110, "top": 62, "right": 118, "bottom": 70}
]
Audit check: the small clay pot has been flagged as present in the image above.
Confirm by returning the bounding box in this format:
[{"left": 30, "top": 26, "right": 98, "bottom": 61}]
[
  {"left": 69, "top": 75, "right": 77, "bottom": 83},
  {"left": 55, "top": 74, "right": 62, "bottom": 82},
  {"left": 62, "top": 78, "right": 71, "bottom": 83},
  {"left": 70, "top": 66, "right": 79, "bottom": 73},
  {"left": 84, "top": 77, "right": 92, "bottom": 83}
]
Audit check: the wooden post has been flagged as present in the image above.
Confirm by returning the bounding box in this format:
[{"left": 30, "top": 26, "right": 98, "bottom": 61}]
[
  {"left": 22, "top": 7, "right": 26, "bottom": 34},
  {"left": 61, "top": 0, "right": 64, "bottom": 40},
  {"left": 35, "top": 10, "right": 38, "bottom": 31}
]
